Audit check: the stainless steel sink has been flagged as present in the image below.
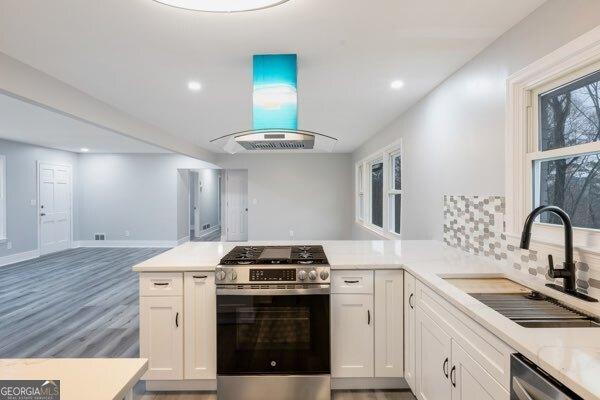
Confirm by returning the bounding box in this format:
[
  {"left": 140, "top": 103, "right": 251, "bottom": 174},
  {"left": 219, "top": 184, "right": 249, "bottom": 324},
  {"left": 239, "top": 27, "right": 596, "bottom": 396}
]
[{"left": 470, "top": 292, "right": 600, "bottom": 328}]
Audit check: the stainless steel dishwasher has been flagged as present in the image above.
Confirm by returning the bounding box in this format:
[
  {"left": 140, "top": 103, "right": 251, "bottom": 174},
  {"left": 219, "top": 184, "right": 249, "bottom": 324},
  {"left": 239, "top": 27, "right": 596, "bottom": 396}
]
[{"left": 510, "top": 354, "right": 583, "bottom": 399}]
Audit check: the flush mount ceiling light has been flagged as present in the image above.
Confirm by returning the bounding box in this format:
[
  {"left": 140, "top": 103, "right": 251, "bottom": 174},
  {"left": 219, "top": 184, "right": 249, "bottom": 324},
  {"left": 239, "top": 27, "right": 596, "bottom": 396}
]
[
  {"left": 80, "top": 148, "right": 90, "bottom": 152},
  {"left": 153, "top": 0, "right": 290, "bottom": 12},
  {"left": 187, "top": 81, "right": 202, "bottom": 91},
  {"left": 390, "top": 80, "right": 405, "bottom": 89}
]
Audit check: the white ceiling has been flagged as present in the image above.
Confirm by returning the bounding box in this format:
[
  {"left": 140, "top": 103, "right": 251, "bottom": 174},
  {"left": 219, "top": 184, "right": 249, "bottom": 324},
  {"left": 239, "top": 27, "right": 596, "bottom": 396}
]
[
  {"left": 0, "top": 94, "right": 169, "bottom": 153},
  {"left": 0, "top": 0, "right": 545, "bottom": 154}
]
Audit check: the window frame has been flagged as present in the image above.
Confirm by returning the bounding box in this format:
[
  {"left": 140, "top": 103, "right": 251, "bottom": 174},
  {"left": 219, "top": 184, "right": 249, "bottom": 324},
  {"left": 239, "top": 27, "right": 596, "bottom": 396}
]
[
  {"left": 355, "top": 140, "right": 402, "bottom": 239},
  {"left": 506, "top": 26, "right": 600, "bottom": 253},
  {"left": 0, "top": 155, "right": 5, "bottom": 241},
  {"left": 387, "top": 149, "right": 402, "bottom": 236}
]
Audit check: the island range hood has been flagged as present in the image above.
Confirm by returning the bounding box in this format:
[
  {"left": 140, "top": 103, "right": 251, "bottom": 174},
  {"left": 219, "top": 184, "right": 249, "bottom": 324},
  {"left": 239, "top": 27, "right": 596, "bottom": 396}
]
[{"left": 210, "top": 54, "right": 337, "bottom": 153}]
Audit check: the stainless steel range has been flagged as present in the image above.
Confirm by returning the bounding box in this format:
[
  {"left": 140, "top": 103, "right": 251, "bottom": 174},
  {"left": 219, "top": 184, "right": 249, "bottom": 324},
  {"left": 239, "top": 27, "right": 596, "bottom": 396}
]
[{"left": 216, "top": 245, "right": 331, "bottom": 400}]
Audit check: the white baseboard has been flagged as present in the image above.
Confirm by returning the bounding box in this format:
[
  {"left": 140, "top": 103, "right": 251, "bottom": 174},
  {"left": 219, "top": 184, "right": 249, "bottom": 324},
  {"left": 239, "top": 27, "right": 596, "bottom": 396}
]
[
  {"left": 331, "top": 377, "right": 407, "bottom": 390},
  {"left": 194, "top": 224, "right": 221, "bottom": 240},
  {"left": 0, "top": 249, "right": 41, "bottom": 267},
  {"left": 177, "top": 236, "right": 190, "bottom": 245},
  {"left": 74, "top": 240, "right": 177, "bottom": 248}
]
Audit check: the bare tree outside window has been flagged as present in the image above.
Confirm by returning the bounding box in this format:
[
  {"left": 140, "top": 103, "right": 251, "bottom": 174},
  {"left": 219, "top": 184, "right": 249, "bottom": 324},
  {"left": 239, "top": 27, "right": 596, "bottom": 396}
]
[
  {"left": 537, "top": 70, "right": 600, "bottom": 229},
  {"left": 371, "top": 162, "right": 383, "bottom": 228}
]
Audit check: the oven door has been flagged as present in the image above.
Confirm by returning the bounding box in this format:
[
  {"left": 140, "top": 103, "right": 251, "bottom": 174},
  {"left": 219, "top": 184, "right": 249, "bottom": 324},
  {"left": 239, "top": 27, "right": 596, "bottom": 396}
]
[{"left": 217, "top": 286, "right": 330, "bottom": 375}]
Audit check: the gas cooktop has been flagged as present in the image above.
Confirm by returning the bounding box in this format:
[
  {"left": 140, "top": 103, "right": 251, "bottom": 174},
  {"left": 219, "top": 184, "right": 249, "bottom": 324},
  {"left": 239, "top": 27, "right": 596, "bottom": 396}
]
[{"left": 219, "top": 245, "right": 329, "bottom": 265}]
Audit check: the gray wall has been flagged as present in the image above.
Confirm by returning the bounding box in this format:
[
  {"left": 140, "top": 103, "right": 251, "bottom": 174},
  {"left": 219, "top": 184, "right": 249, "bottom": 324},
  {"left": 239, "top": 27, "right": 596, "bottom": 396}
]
[
  {"left": 0, "top": 138, "right": 78, "bottom": 257},
  {"left": 195, "top": 169, "right": 221, "bottom": 231},
  {"left": 77, "top": 153, "right": 214, "bottom": 242},
  {"left": 217, "top": 153, "right": 353, "bottom": 240},
  {"left": 352, "top": 0, "right": 600, "bottom": 240}
]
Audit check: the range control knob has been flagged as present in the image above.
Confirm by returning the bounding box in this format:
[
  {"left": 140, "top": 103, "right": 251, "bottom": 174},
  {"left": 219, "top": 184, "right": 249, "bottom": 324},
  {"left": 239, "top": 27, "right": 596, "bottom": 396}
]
[
  {"left": 229, "top": 270, "right": 238, "bottom": 281},
  {"left": 297, "top": 270, "right": 307, "bottom": 281},
  {"left": 320, "top": 270, "right": 329, "bottom": 280},
  {"left": 215, "top": 269, "right": 226, "bottom": 281},
  {"left": 308, "top": 270, "right": 318, "bottom": 280}
]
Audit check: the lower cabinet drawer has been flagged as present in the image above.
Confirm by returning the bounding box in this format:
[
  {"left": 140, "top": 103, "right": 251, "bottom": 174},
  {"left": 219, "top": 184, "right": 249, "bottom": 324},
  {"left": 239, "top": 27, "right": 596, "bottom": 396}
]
[
  {"left": 331, "top": 270, "right": 374, "bottom": 294},
  {"left": 415, "top": 281, "right": 514, "bottom": 390},
  {"left": 140, "top": 272, "right": 183, "bottom": 296}
]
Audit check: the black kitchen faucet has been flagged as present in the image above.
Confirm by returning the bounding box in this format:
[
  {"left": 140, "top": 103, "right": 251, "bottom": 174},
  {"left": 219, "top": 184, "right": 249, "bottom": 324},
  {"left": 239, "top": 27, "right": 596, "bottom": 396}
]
[{"left": 520, "top": 205, "right": 598, "bottom": 303}]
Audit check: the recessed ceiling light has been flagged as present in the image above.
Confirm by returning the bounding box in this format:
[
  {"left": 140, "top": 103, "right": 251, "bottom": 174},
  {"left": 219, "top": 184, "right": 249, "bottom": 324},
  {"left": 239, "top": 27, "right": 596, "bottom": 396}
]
[
  {"left": 188, "top": 81, "right": 202, "bottom": 91},
  {"left": 390, "top": 80, "right": 405, "bottom": 90},
  {"left": 153, "top": 0, "right": 290, "bottom": 12},
  {"left": 80, "top": 148, "right": 90, "bottom": 152}
]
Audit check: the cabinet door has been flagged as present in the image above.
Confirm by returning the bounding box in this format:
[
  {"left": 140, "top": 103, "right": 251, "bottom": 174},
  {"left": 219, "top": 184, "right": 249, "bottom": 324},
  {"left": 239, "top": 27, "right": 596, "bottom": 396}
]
[
  {"left": 140, "top": 296, "right": 183, "bottom": 380},
  {"left": 450, "top": 341, "right": 508, "bottom": 400},
  {"left": 331, "top": 294, "right": 374, "bottom": 377},
  {"left": 416, "top": 308, "right": 451, "bottom": 400},
  {"left": 374, "top": 270, "right": 403, "bottom": 377},
  {"left": 404, "top": 272, "right": 416, "bottom": 391},
  {"left": 184, "top": 272, "right": 216, "bottom": 380}
]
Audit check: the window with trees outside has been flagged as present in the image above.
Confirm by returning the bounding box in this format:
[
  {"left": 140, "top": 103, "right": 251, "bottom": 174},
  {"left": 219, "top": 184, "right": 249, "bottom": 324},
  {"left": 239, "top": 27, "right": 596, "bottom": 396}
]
[
  {"left": 532, "top": 68, "right": 600, "bottom": 231},
  {"left": 355, "top": 141, "right": 402, "bottom": 238}
]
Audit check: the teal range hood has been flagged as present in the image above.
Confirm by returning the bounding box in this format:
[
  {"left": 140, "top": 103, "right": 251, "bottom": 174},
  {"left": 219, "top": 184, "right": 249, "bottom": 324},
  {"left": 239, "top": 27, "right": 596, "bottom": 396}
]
[{"left": 210, "top": 54, "right": 337, "bottom": 153}]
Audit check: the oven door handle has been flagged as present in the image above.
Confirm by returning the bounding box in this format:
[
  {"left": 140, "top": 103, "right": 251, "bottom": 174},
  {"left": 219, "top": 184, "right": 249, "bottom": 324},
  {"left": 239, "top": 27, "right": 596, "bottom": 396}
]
[{"left": 216, "top": 287, "right": 330, "bottom": 296}]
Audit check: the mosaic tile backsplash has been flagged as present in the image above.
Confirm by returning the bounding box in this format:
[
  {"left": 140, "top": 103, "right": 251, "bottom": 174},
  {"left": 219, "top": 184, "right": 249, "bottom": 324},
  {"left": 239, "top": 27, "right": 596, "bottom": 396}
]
[{"left": 443, "top": 195, "right": 600, "bottom": 300}]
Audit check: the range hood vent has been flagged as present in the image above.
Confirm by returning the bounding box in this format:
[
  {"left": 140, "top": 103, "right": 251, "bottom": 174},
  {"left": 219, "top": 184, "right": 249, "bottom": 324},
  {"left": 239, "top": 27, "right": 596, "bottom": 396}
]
[
  {"left": 210, "top": 54, "right": 337, "bottom": 153},
  {"left": 235, "top": 130, "right": 314, "bottom": 150}
]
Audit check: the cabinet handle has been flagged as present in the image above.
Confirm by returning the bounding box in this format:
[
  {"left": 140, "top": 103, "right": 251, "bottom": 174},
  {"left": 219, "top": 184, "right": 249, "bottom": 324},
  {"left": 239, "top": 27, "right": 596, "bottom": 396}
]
[
  {"left": 443, "top": 357, "right": 449, "bottom": 378},
  {"left": 450, "top": 365, "right": 456, "bottom": 387},
  {"left": 344, "top": 280, "right": 359, "bottom": 284},
  {"left": 409, "top": 293, "right": 414, "bottom": 309},
  {"left": 367, "top": 310, "right": 371, "bottom": 325},
  {"left": 153, "top": 282, "right": 169, "bottom": 286},
  {"left": 175, "top": 312, "right": 179, "bottom": 328},
  {"left": 193, "top": 275, "right": 207, "bottom": 279}
]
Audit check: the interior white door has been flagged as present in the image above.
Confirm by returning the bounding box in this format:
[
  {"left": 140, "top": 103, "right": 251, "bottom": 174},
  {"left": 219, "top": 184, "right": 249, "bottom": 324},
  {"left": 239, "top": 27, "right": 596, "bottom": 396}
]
[
  {"left": 38, "top": 163, "right": 71, "bottom": 255},
  {"left": 416, "top": 308, "right": 452, "bottom": 400},
  {"left": 225, "top": 170, "right": 248, "bottom": 241},
  {"left": 331, "top": 293, "right": 374, "bottom": 378}
]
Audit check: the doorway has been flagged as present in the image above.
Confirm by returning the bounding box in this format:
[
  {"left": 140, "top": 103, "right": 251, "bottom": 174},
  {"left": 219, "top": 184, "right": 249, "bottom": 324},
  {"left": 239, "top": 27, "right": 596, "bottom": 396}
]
[
  {"left": 190, "top": 169, "right": 223, "bottom": 241},
  {"left": 38, "top": 162, "right": 72, "bottom": 255}
]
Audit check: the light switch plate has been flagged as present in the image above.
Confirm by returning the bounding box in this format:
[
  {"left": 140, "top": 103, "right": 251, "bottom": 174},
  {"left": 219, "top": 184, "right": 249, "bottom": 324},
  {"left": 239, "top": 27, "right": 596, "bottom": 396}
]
[{"left": 30, "top": 199, "right": 37, "bottom": 206}]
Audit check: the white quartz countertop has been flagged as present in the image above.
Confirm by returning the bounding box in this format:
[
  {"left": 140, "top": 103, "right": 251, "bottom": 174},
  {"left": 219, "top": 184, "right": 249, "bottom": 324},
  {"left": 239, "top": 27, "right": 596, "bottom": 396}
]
[
  {"left": 0, "top": 358, "right": 147, "bottom": 400},
  {"left": 132, "top": 239, "right": 600, "bottom": 399}
]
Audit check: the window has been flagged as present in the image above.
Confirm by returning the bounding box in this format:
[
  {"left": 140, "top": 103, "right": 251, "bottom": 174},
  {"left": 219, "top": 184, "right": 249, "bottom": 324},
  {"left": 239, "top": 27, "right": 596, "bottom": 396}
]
[
  {"left": 388, "top": 151, "right": 402, "bottom": 235},
  {"left": 355, "top": 140, "right": 402, "bottom": 238},
  {"left": 356, "top": 164, "right": 364, "bottom": 221},
  {"left": 0, "top": 155, "right": 5, "bottom": 241},
  {"left": 532, "top": 70, "right": 600, "bottom": 231},
  {"left": 506, "top": 29, "right": 600, "bottom": 250},
  {"left": 370, "top": 159, "right": 383, "bottom": 228}
]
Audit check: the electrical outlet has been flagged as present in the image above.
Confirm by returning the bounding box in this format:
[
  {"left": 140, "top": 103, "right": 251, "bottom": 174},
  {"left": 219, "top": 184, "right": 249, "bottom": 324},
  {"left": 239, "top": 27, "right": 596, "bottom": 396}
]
[
  {"left": 252, "top": 198, "right": 258, "bottom": 205},
  {"left": 125, "top": 230, "right": 130, "bottom": 237},
  {"left": 6, "top": 241, "right": 12, "bottom": 250},
  {"left": 289, "top": 230, "right": 294, "bottom": 238}
]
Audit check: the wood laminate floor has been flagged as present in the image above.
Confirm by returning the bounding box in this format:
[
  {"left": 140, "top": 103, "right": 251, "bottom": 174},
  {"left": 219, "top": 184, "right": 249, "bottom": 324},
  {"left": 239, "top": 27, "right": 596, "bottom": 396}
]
[{"left": 0, "top": 247, "right": 167, "bottom": 358}]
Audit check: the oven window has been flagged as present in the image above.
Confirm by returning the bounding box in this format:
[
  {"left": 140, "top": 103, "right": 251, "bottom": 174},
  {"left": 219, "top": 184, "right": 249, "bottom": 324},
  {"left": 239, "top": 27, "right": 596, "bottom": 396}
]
[
  {"left": 237, "top": 307, "right": 310, "bottom": 350},
  {"left": 217, "top": 294, "right": 330, "bottom": 375}
]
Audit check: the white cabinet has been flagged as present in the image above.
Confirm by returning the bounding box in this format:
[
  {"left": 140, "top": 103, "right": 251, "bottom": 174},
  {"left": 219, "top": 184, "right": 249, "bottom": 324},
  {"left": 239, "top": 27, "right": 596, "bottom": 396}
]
[
  {"left": 374, "top": 270, "right": 403, "bottom": 377},
  {"left": 140, "top": 295, "right": 183, "bottom": 380},
  {"left": 331, "top": 293, "right": 374, "bottom": 377},
  {"left": 411, "top": 280, "right": 511, "bottom": 400},
  {"left": 184, "top": 272, "right": 216, "bottom": 380},
  {"left": 404, "top": 271, "right": 416, "bottom": 391},
  {"left": 451, "top": 341, "right": 507, "bottom": 400},
  {"left": 415, "top": 308, "right": 451, "bottom": 400}
]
